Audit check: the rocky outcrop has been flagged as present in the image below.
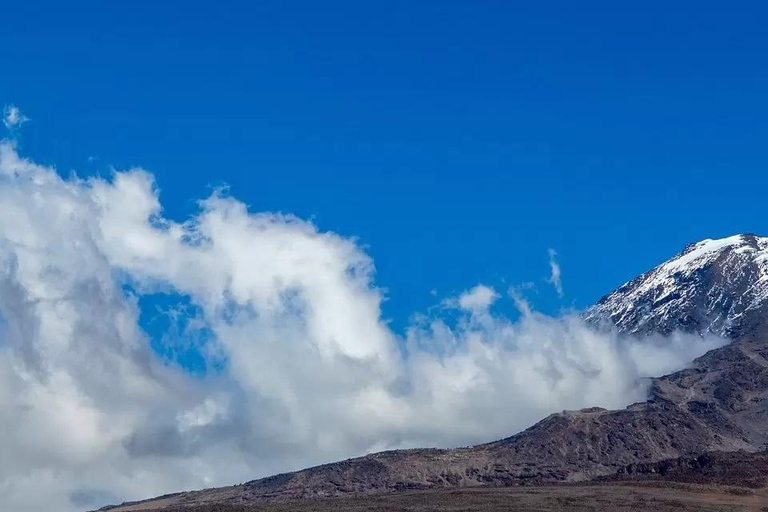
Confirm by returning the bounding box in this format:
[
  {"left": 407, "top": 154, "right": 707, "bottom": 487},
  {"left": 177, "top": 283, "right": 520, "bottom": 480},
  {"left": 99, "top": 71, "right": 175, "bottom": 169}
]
[{"left": 606, "top": 450, "right": 768, "bottom": 488}]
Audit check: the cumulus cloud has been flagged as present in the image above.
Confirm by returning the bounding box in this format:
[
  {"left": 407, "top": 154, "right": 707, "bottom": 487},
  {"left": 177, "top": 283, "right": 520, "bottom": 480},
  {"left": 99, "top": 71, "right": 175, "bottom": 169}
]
[
  {"left": 457, "top": 284, "right": 498, "bottom": 312},
  {"left": 3, "top": 105, "right": 29, "bottom": 129},
  {"left": 0, "top": 142, "right": 727, "bottom": 512},
  {"left": 547, "top": 248, "right": 563, "bottom": 297}
]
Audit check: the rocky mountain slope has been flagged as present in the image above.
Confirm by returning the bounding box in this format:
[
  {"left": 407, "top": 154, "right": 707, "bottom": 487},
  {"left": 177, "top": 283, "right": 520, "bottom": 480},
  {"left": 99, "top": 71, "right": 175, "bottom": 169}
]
[
  {"left": 99, "top": 234, "right": 768, "bottom": 511},
  {"left": 605, "top": 449, "right": 768, "bottom": 488},
  {"left": 585, "top": 234, "right": 768, "bottom": 336}
]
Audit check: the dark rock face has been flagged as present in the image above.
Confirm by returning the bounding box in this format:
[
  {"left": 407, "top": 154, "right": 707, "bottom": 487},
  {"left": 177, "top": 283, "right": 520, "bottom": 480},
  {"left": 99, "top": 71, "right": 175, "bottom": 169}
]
[
  {"left": 606, "top": 450, "right": 768, "bottom": 488},
  {"left": 100, "top": 235, "right": 768, "bottom": 511}
]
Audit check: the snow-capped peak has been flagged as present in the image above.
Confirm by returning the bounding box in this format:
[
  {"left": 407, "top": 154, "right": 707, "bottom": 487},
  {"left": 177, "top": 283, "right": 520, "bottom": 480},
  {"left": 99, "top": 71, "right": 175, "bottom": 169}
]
[{"left": 586, "top": 234, "right": 768, "bottom": 337}]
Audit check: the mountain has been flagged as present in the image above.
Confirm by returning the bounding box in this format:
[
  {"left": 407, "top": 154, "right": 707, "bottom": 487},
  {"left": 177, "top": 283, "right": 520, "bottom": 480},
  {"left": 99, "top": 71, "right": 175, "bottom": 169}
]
[
  {"left": 98, "top": 234, "right": 768, "bottom": 511},
  {"left": 585, "top": 234, "right": 768, "bottom": 337}
]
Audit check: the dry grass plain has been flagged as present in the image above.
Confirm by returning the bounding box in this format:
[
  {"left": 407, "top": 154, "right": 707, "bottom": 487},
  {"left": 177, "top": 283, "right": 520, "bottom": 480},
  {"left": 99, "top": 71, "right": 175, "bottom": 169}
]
[{"left": 110, "top": 482, "right": 768, "bottom": 512}]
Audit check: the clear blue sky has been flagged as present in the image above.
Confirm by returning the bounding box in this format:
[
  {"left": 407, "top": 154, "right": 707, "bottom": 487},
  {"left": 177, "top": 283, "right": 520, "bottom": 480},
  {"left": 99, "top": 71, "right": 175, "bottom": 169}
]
[{"left": 2, "top": 1, "right": 767, "bottom": 332}]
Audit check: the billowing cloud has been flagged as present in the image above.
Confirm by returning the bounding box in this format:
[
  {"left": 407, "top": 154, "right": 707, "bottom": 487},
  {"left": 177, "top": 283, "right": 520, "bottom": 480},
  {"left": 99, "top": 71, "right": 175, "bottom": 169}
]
[
  {"left": 547, "top": 248, "right": 563, "bottom": 297},
  {"left": 0, "top": 142, "right": 726, "bottom": 511},
  {"left": 3, "top": 105, "right": 29, "bottom": 129}
]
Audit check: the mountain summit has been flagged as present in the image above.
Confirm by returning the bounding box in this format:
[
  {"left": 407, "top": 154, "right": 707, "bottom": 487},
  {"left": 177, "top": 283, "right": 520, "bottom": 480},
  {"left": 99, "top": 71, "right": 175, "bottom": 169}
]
[{"left": 587, "top": 234, "right": 768, "bottom": 337}]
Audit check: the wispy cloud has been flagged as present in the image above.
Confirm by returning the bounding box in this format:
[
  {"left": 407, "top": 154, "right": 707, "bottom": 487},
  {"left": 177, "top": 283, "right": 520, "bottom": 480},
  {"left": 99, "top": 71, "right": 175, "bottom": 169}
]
[
  {"left": 3, "top": 104, "right": 29, "bottom": 129},
  {"left": 547, "top": 248, "right": 563, "bottom": 297}
]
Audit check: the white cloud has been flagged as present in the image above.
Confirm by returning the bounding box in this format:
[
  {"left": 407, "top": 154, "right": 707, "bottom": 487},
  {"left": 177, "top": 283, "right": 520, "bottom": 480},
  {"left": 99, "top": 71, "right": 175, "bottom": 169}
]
[
  {"left": 3, "top": 105, "right": 29, "bottom": 129},
  {"left": 458, "top": 284, "right": 498, "bottom": 312},
  {"left": 0, "top": 142, "right": 727, "bottom": 512},
  {"left": 508, "top": 287, "right": 533, "bottom": 316},
  {"left": 547, "top": 248, "right": 563, "bottom": 297}
]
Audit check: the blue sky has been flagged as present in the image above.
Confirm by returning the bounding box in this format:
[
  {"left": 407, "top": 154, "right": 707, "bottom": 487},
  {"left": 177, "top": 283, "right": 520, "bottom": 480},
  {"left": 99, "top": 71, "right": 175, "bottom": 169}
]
[{"left": 2, "top": 1, "right": 767, "bottom": 333}]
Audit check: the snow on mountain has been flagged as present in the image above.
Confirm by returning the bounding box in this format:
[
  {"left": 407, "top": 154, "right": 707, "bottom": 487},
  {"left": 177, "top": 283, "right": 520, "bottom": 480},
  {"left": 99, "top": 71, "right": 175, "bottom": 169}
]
[{"left": 586, "top": 234, "right": 768, "bottom": 337}]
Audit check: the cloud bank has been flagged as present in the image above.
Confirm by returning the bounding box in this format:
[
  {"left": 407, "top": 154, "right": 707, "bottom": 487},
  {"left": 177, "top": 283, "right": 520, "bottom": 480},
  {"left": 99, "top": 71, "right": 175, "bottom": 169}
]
[{"left": 0, "top": 142, "right": 726, "bottom": 511}]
